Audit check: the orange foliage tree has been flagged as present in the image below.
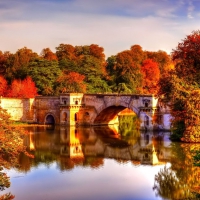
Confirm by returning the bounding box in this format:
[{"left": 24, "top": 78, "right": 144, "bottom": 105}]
[
  {"left": 40, "top": 48, "right": 58, "bottom": 61},
  {"left": 141, "top": 59, "right": 160, "bottom": 94},
  {"left": 0, "top": 76, "right": 8, "bottom": 96},
  {"left": 7, "top": 77, "right": 38, "bottom": 98},
  {"left": 56, "top": 71, "right": 86, "bottom": 94}
]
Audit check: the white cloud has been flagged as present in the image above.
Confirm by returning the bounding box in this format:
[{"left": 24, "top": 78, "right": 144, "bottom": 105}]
[{"left": 187, "top": 0, "right": 194, "bottom": 19}]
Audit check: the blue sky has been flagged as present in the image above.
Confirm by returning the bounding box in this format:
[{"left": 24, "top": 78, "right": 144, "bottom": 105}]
[{"left": 0, "top": 0, "right": 200, "bottom": 57}]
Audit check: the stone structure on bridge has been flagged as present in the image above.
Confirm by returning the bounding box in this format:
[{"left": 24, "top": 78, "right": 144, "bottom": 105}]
[{"left": 0, "top": 93, "right": 171, "bottom": 131}]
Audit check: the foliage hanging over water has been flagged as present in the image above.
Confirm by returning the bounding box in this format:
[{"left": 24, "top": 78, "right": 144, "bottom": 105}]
[
  {"left": 157, "top": 30, "right": 200, "bottom": 142},
  {"left": 0, "top": 106, "right": 32, "bottom": 199}
]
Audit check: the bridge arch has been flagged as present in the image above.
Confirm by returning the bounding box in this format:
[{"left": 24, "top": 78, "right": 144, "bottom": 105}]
[
  {"left": 44, "top": 113, "right": 56, "bottom": 125},
  {"left": 93, "top": 105, "right": 138, "bottom": 125},
  {"left": 96, "top": 103, "right": 139, "bottom": 116}
]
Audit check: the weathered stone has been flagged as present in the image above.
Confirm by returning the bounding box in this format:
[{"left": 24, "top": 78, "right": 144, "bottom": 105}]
[{"left": 0, "top": 93, "right": 171, "bottom": 131}]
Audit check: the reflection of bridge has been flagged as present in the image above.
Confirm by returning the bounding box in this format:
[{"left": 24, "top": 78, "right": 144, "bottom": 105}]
[
  {"left": 0, "top": 93, "right": 171, "bottom": 130},
  {"left": 27, "top": 126, "right": 171, "bottom": 167}
]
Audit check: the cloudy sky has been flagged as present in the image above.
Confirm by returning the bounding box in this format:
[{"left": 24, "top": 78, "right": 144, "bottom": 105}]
[{"left": 0, "top": 0, "right": 200, "bottom": 57}]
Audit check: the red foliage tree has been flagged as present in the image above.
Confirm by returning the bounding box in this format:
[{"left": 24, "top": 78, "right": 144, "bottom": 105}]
[
  {"left": 172, "top": 30, "right": 200, "bottom": 84},
  {"left": 7, "top": 77, "right": 38, "bottom": 98},
  {"left": 141, "top": 59, "right": 160, "bottom": 94},
  {"left": 0, "top": 76, "right": 8, "bottom": 96}
]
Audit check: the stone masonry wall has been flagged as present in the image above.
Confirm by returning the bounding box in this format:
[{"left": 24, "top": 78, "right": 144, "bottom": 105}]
[{"left": 0, "top": 97, "right": 35, "bottom": 122}]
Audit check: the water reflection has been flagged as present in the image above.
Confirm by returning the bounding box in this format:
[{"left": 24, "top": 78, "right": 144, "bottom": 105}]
[
  {"left": 21, "top": 126, "right": 171, "bottom": 173},
  {"left": 153, "top": 142, "right": 200, "bottom": 200},
  {"left": 3, "top": 125, "right": 200, "bottom": 200}
]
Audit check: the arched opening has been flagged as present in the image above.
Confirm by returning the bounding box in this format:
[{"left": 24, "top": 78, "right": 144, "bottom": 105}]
[
  {"left": 45, "top": 114, "right": 55, "bottom": 125},
  {"left": 62, "top": 112, "right": 67, "bottom": 122},
  {"left": 75, "top": 129, "right": 78, "bottom": 137},
  {"left": 85, "top": 112, "right": 89, "bottom": 116},
  {"left": 145, "top": 134, "right": 149, "bottom": 145},
  {"left": 94, "top": 106, "right": 138, "bottom": 126},
  {"left": 145, "top": 102, "right": 149, "bottom": 107},
  {"left": 145, "top": 115, "right": 149, "bottom": 126},
  {"left": 75, "top": 113, "right": 78, "bottom": 122}
]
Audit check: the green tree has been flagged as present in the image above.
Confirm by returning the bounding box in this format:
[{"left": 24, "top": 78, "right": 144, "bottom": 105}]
[
  {"left": 1, "top": 52, "right": 15, "bottom": 84},
  {"left": 56, "top": 44, "right": 110, "bottom": 93},
  {"left": 106, "top": 45, "right": 145, "bottom": 94},
  {"left": 28, "top": 58, "right": 61, "bottom": 95},
  {"left": 8, "top": 47, "right": 38, "bottom": 81}
]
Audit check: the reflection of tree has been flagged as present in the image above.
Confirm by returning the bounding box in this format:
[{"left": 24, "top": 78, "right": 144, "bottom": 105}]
[
  {"left": 115, "top": 159, "right": 129, "bottom": 165},
  {"left": 59, "top": 157, "right": 84, "bottom": 171},
  {"left": 59, "top": 157, "right": 75, "bottom": 171},
  {"left": 83, "top": 157, "right": 104, "bottom": 169},
  {"left": 154, "top": 143, "right": 200, "bottom": 199},
  {"left": 118, "top": 115, "right": 140, "bottom": 145},
  {"left": 0, "top": 193, "right": 14, "bottom": 200},
  {"left": 153, "top": 166, "right": 193, "bottom": 199},
  {"left": 18, "top": 150, "right": 57, "bottom": 173}
]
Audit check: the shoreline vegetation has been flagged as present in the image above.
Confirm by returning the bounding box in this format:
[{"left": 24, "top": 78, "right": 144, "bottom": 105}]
[{"left": 12, "top": 122, "right": 52, "bottom": 127}]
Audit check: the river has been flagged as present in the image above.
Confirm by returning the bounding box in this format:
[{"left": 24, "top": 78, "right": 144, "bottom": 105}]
[{"left": 1, "top": 125, "right": 200, "bottom": 200}]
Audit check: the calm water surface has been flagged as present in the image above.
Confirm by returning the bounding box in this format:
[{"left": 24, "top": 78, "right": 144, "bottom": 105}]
[{"left": 1, "top": 126, "right": 200, "bottom": 200}]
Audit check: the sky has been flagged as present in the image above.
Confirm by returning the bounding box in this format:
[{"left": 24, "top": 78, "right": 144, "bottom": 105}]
[{"left": 0, "top": 0, "right": 200, "bottom": 58}]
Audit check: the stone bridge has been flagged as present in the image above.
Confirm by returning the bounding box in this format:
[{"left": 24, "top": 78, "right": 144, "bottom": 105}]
[{"left": 0, "top": 93, "right": 171, "bottom": 130}]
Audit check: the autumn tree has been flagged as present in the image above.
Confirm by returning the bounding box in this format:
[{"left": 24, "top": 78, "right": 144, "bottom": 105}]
[
  {"left": 0, "top": 76, "right": 8, "bottom": 96},
  {"left": 0, "top": 51, "right": 13, "bottom": 76},
  {"left": 141, "top": 59, "right": 160, "bottom": 94},
  {"left": 40, "top": 48, "right": 58, "bottom": 61},
  {"left": 106, "top": 45, "right": 145, "bottom": 93},
  {"left": 56, "top": 44, "right": 110, "bottom": 93},
  {"left": 158, "top": 30, "right": 200, "bottom": 142},
  {"left": 11, "top": 47, "right": 38, "bottom": 80},
  {"left": 7, "top": 76, "right": 38, "bottom": 98},
  {"left": 55, "top": 71, "right": 86, "bottom": 94},
  {"left": 0, "top": 52, "right": 15, "bottom": 84},
  {"left": 56, "top": 44, "right": 76, "bottom": 61},
  {"left": 145, "top": 50, "right": 172, "bottom": 74}
]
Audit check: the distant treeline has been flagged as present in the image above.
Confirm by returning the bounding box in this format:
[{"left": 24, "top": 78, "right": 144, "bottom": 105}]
[{"left": 0, "top": 44, "right": 172, "bottom": 97}]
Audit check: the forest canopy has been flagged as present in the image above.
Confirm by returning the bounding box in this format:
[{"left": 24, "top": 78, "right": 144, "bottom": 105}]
[{"left": 0, "top": 44, "right": 171, "bottom": 97}]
